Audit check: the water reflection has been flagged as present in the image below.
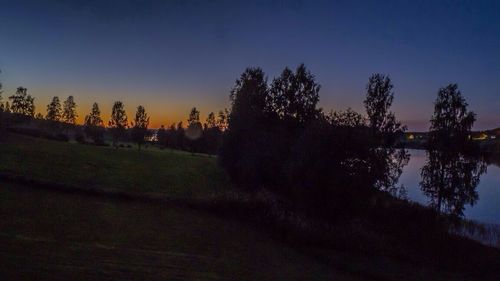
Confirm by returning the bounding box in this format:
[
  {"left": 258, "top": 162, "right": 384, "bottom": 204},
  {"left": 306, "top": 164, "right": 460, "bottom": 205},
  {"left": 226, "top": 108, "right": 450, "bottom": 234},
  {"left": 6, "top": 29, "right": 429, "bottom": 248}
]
[{"left": 419, "top": 149, "right": 487, "bottom": 217}]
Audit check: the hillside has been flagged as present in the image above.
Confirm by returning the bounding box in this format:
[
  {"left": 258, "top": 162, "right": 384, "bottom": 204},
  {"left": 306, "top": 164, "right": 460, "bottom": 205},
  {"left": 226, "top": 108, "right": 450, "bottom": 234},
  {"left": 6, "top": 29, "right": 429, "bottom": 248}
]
[
  {"left": 0, "top": 133, "right": 229, "bottom": 199},
  {"left": 1, "top": 133, "right": 500, "bottom": 280}
]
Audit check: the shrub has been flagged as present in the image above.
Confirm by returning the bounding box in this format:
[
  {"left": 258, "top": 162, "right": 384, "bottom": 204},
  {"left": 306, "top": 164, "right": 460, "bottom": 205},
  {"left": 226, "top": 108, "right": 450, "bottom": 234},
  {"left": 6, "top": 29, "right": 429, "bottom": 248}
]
[
  {"left": 75, "top": 133, "right": 86, "bottom": 144},
  {"left": 54, "top": 133, "right": 69, "bottom": 142}
]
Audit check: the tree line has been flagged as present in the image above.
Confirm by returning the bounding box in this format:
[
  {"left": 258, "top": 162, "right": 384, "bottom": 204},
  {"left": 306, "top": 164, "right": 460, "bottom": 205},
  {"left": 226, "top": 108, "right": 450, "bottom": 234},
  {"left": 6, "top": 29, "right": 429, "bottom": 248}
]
[
  {"left": 219, "top": 64, "right": 480, "bottom": 220},
  {"left": 217, "top": 65, "right": 410, "bottom": 219},
  {"left": 0, "top": 66, "right": 482, "bottom": 219},
  {"left": 0, "top": 78, "right": 228, "bottom": 153}
]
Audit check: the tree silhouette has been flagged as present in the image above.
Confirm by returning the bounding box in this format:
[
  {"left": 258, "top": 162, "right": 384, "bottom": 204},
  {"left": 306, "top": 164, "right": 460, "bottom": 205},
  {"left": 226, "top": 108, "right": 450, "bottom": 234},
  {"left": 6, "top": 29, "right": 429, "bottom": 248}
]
[
  {"left": 219, "top": 67, "right": 273, "bottom": 187},
  {"left": 185, "top": 107, "right": 203, "bottom": 152},
  {"left": 84, "top": 102, "right": 105, "bottom": 144},
  {"left": 0, "top": 73, "right": 3, "bottom": 112},
  {"left": 206, "top": 112, "right": 216, "bottom": 129},
  {"left": 363, "top": 74, "right": 408, "bottom": 194},
  {"left": 216, "top": 109, "right": 229, "bottom": 131},
  {"left": 35, "top": 113, "right": 44, "bottom": 120},
  {"left": 131, "top": 105, "right": 150, "bottom": 150},
  {"left": 176, "top": 121, "right": 185, "bottom": 149},
  {"left": 287, "top": 114, "right": 373, "bottom": 218},
  {"left": 166, "top": 123, "right": 177, "bottom": 147},
  {"left": 4, "top": 102, "right": 10, "bottom": 113},
  {"left": 46, "top": 96, "right": 62, "bottom": 121},
  {"left": 329, "top": 108, "right": 366, "bottom": 127},
  {"left": 62, "top": 96, "right": 78, "bottom": 124},
  {"left": 187, "top": 107, "right": 200, "bottom": 125},
  {"left": 108, "top": 101, "right": 128, "bottom": 148},
  {"left": 157, "top": 125, "right": 167, "bottom": 147},
  {"left": 0, "top": 72, "right": 3, "bottom": 130},
  {"left": 420, "top": 150, "right": 486, "bottom": 217},
  {"left": 269, "top": 64, "right": 321, "bottom": 126},
  {"left": 9, "top": 87, "right": 35, "bottom": 117},
  {"left": 203, "top": 112, "right": 222, "bottom": 155},
  {"left": 429, "top": 84, "right": 476, "bottom": 150},
  {"left": 420, "top": 84, "right": 483, "bottom": 216},
  {"left": 364, "top": 74, "right": 404, "bottom": 142}
]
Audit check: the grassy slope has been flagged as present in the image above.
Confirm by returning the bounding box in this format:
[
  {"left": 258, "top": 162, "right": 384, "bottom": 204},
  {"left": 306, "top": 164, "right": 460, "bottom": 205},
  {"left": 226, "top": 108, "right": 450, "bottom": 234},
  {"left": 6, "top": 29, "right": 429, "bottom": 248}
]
[
  {"left": 2, "top": 133, "right": 500, "bottom": 280},
  {"left": 0, "top": 133, "right": 229, "bottom": 199},
  {"left": 0, "top": 182, "right": 360, "bottom": 281},
  {"left": 0, "top": 134, "right": 364, "bottom": 280}
]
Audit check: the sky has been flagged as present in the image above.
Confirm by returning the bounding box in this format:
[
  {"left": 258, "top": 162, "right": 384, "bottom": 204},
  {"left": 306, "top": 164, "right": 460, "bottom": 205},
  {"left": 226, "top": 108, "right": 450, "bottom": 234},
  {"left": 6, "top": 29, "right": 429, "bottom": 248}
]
[{"left": 0, "top": 0, "right": 498, "bottom": 130}]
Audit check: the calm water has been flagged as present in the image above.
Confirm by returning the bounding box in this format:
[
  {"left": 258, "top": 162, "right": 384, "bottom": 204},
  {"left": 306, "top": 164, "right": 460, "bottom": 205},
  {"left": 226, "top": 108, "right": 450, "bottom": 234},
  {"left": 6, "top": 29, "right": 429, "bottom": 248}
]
[{"left": 400, "top": 149, "right": 500, "bottom": 225}]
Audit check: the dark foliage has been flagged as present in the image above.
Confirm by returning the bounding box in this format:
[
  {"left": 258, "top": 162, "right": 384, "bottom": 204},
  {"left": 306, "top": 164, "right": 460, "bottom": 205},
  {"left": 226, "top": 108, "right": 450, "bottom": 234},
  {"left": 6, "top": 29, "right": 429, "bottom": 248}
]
[
  {"left": 429, "top": 84, "right": 476, "bottom": 150},
  {"left": 9, "top": 87, "right": 35, "bottom": 117},
  {"left": 6, "top": 127, "right": 68, "bottom": 142},
  {"left": 219, "top": 67, "right": 278, "bottom": 188},
  {"left": 130, "top": 105, "right": 150, "bottom": 150},
  {"left": 420, "top": 84, "right": 486, "bottom": 217},
  {"left": 84, "top": 102, "right": 105, "bottom": 144},
  {"left": 220, "top": 67, "right": 409, "bottom": 222},
  {"left": 108, "top": 101, "right": 128, "bottom": 148},
  {"left": 46, "top": 96, "right": 62, "bottom": 122},
  {"left": 421, "top": 149, "right": 486, "bottom": 217},
  {"left": 75, "top": 132, "right": 86, "bottom": 144}
]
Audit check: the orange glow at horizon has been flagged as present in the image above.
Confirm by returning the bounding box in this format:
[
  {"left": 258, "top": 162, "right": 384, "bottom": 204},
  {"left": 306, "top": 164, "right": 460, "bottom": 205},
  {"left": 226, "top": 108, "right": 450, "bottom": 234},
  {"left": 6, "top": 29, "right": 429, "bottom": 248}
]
[{"left": 24, "top": 89, "right": 229, "bottom": 129}]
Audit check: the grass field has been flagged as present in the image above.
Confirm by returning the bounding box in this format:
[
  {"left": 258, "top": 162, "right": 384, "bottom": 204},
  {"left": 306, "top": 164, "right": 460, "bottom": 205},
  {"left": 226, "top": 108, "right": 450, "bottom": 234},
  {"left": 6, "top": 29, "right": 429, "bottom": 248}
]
[
  {"left": 0, "top": 133, "right": 229, "bottom": 199},
  {"left": 0, "top": 134, "right": 361, "bottom": 280},
  {"left": 2, "top": 133, "right": 500, "bottom": 280},
  {"left": 0, "top": 182, "right": 363, "bottom": 281}
]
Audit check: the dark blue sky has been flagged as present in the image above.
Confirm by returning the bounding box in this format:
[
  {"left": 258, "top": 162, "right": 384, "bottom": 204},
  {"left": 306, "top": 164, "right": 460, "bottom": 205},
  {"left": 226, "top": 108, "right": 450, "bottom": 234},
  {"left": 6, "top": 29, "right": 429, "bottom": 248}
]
[{"left": 0, "top": 0, "right": 498, "bottom": 129}]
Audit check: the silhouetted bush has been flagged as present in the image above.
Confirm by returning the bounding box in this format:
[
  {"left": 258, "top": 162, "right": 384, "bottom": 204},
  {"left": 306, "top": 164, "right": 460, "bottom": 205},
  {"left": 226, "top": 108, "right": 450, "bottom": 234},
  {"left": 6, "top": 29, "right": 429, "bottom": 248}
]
[
  {"left": 6, "top": 127, "right": 68, "bottom": 142},
  {"left": 286, "top": 118, "right": 374, "bottom": 220},
  {"left": 220, "top": 67, "right": 409, "bottom": 224},
  {"left": 75, "top": 133, "right": 86, "bottom": 144},
  {"left": 55, "top": 133, "right": 69, "bottom": 142}
]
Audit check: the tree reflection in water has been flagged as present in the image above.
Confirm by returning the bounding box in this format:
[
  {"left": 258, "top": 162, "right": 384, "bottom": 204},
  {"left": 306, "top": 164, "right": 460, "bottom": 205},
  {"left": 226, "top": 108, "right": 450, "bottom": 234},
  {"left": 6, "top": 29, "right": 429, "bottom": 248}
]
[{"left": 420, "top": 149, "right": 487, "bottom": 217}]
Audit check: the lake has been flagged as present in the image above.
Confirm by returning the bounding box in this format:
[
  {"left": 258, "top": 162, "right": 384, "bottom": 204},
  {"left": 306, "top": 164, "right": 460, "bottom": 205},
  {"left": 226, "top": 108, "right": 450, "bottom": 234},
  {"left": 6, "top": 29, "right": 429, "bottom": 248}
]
[{"left": 400, "top": 149, "right": 500, "bottom": 225}]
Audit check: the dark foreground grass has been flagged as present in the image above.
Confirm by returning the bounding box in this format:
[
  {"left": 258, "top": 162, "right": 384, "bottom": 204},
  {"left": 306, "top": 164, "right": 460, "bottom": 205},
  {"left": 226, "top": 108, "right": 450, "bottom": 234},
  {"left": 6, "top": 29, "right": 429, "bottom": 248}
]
[
  {"left": 2, "top": 133, "right": 500, "bottom": 280},
  {"left": 0, "top": 182, "right": 363, "bottom": 281},
  {"left": 0, "top": 133, "right": 229, "bottom": 199}
]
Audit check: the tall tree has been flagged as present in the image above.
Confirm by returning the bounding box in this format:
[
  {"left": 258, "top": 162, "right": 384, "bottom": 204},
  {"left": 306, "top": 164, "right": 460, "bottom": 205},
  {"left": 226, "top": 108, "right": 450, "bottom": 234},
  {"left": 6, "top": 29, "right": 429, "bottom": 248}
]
[
  {"left": 0, "top": 71, "right": 3, "bottom": 130},
  {"left": 0, "top": 71, "right": 3, "bottom": 112},
  {"left": 108, "top": 101, "right": 128, "bottom": 148},
  {"left": 3, "top": 102, "right": 10, "bottom": 113},
  {"left": 156, "top": 125, "right": 167, "bottom": 147},
  {"left": 187, "top": 107, "right": 200, "bottom": 126},
  {"left": 84, "top": 102, "right": 104, "bottom": 144},
  {"left": 176, "top": 121, "right": 185, "bottom": 149},
  {"left": 269, "top": 64, "right": 321, "bottom": 126},
  {"left": 428, "top": 84, "right": 475, "bottom": 150},
  {"left": 9, "top": 87, "right": 35, "bottom": 116},
  {"left": 203, "top": 112, "right": 222, "bottom": 155},
  {"left": 421, "top": 84, "right": 481, "bottom": 216},
  {"left": 216, "top": 108, "right": 229, "bottom": 131},
  {"left": 219, "top": 67, "right": 272, "bottom": 187},
  {"left": 206, "top": 112, "right": 216, "bottom": 129},
  {"left": 46, "top": 96, "right": 62, "bottom": 121},
  {"left": 364, "top": 74, "right": 404, "bottom": 144},
  {"left": 62, "top": 96, "right": 78, "bottom": 124},
  {"left": 185, "top": 107, "right": 203, "bottom": 152},
  {"left": 131, "top": 105, "right": 150, "bottom": 150},
  {"left": 364, "top": 74, "right": 408, "bottom": 194}
]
